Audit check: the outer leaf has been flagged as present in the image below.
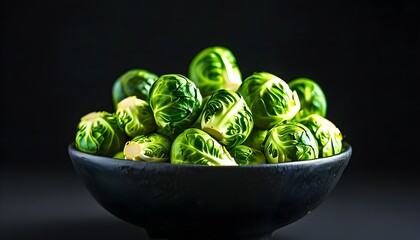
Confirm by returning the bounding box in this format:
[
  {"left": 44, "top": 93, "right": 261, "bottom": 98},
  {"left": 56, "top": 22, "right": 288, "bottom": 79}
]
[
  {"left": 171, "top": 128, "right": 237, "bottom": 166},
  {"left": 229, "top": 145, "right": 266, "bottom": 165},
  {"left": 116, "top": 96, "right": 156, "bottom": 137},
  {"left": 113, "top": 151, "right": 125, "bottom": 159},
  {"left": 112, "top": 69, "right": 158, "bottom": 108},
  {"left": 149, "top": 74, "right": 202, "bottom": 139},
  {"left": 263, "top": 122, "right": 318, "bottom": 163},
  {"left": 298, "top": 114, "right": 343, "bottom": 157},
  {"left": 201, "top": 89, "right": 254, "bottom": 149},
  {"left": 288, "top": 77, "right": 327, "bottom": 119},
  {"left": 75, "top": 111, "right": 127, "bottom": 157},
  {"left": 237, "top": 72, "right": 300, "bottom": 130},
  {"left": 190, "top": 95, "right": 211, "bottom": 129},
  {"left": 124, "top": 133, "right": 172, "bottom": 162},
  {"left": 189, "top": 46, "right": 242, "bottom": 96},
  {"left": 242, "top": 128, "right": 268, "bottom": 152}
]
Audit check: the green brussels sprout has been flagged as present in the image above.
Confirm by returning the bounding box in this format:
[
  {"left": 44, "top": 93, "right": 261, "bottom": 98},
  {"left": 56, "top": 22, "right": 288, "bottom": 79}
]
[
  {"left": 229, "top": 145, "right": 267, "bottom": 165},
  {"left": 149, "top": 74, "right": 202, "bottom": 139},
  {"left": 116, "top": 96, "right": 156, "bottom": 137},
  {"left": 298, "top": 114, "right": 343, "bottom": 157},
  {"left": 75, "top": 111, "right": 127, "bottom": 157},
  {"left": 262, "top": 122, "right": 318, "bottom": 163},
  {"left": 190, "top": 95, "right": 211, "bottom": 129},
  {"left": 237, "top": 72, "right": 301, "bottom": 130},
  {"left": 288, "top": 77, "right": 327, "bottom": 119},
  {"left": 188, "top": 46, "right": 242, "bottom": 97},
  {"left": 113, "top": 151, "right": 125, "bottom": 159},
  {"left": 123, "top": 133, "right": 172, "bottom": 162},
  {"left": 112, "top": 69, "right": 158, "bottom": 108},
  {"left": 242, "top": 128, "right": 268, "bottom": 152},
  {"left": 171, "top": 128, "right": 237, "bottom": 166},
  {"left": 201, "top": 89, "right": 254, "bottom": 149}
]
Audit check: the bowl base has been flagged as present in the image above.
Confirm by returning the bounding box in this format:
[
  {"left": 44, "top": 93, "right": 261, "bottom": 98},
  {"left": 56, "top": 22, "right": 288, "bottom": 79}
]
[{"left": 147, "top": 232, "right": 273, "bottom": 240}]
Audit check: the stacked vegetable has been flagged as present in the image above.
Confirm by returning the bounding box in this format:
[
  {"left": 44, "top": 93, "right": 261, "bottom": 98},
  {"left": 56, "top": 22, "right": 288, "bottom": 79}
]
[{"left": 74, "top": 46, "right": 343, "bottom": 166}]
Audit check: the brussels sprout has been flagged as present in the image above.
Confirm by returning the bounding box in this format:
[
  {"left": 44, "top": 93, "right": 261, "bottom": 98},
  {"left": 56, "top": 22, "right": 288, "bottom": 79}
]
[
  {"left": 298, "top": 114, "right": 343, "bottom": 157},
  {"left": 124, "top": 133, "right": 172, "bottom": 162},
  {"left": 237, "top": 72, "right": 301, "bottom": 130},
  {"left": 171, "top": 128, "right": 237, "bottom": 166},
  {"left": 201, "top": 89, "right": 253, "bottom": 149},
  {"left": 75, "top": 111, "right": 127, "bottom": 157},
  {"left": 190, "top": 95, "right": 211, "bottom": 129},
  {"left": 112, "top": 69, "right": 158, "bottom": 108},
  {"left": 242, "top": 128, "right": 268, "bottom": 152},
  {"left": 113, "top": 151, "right": 125, "bottom": 159},
  {"left": 229, "top": 145, "right": 266, "bottom": 165},
  {"left": 189, "top": 46, "right": 242, "bottom": 96},
  {"left": 288, "top": 77, "right": 327, "bottom": 119},
  {"left": 116, "top": 96, "right": 156, "bottom": 137},
  {"left": 262, "top": 122, "right": 318, "bottom": 163},
  {"left": 149, "top": 74, "right": 202, "bottom": 139}
]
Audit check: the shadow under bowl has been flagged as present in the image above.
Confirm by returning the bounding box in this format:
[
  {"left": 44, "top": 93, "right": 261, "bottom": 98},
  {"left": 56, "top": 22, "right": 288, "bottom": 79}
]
[{"left": 68, "top": 142, "right": 352, "bottom": 240}]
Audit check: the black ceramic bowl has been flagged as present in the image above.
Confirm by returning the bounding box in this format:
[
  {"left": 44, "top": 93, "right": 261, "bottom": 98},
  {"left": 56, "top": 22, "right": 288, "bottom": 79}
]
[{"left": 68, "top": 142, "right": 352, "bottom": 240}]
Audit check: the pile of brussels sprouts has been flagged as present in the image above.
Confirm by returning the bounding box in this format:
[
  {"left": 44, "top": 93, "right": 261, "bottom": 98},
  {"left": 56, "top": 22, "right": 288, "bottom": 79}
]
[{"left": 74, "top": 46, "right": 343, "bottom": 166}]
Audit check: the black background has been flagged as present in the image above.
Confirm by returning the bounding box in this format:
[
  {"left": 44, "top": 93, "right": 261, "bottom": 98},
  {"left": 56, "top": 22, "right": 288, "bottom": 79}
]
[{"left": 1, "top": 0, "right": 419, "bottom": 239}]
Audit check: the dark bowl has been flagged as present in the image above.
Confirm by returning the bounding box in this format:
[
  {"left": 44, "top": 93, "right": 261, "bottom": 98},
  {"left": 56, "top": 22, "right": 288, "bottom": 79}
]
[{"left": 68, "top": 142, "right": 352, "bottom": 240}]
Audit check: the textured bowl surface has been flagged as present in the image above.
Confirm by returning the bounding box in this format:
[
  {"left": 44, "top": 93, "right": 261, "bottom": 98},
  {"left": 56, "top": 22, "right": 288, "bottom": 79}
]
[{"left": 68, "top": 142, "right": 352, "bottom": 240}]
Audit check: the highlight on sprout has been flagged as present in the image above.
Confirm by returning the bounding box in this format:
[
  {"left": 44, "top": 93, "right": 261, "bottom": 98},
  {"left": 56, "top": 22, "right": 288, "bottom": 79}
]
[
  {"left": 75, "top": 111, "right": 127, "bottom": 157},
  {"left": 73, "top": 45, "right": 346, "bottom": 165},
  {"left": 189, "top": 46, "right": 242, "bottom": 97}
]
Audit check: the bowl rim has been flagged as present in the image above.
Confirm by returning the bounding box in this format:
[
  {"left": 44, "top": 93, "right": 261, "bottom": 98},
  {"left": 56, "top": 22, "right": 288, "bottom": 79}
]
[{"left": 68, "top": 141, "right": 352, "bottom": 169}]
